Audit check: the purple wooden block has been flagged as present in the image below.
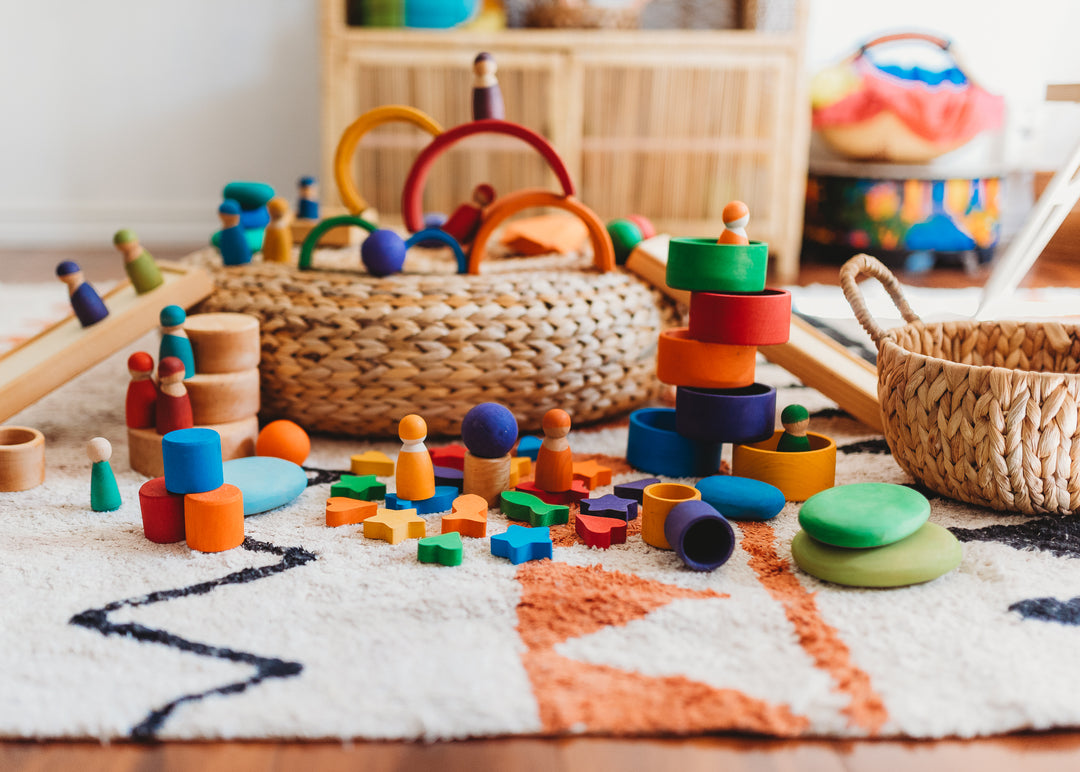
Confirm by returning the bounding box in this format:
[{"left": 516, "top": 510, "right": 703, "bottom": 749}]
[
  {"left": 580, "top": 494, "right": 638, "bottom": 521},
  {"left": 613, "top": 478, "right": 660, "bottom": 504},
  {"left": 434, "top": 465, "right": 464, "bottom": 491},
  {"left": 664, "top": 500, "right": 735, "bottom": 572}
]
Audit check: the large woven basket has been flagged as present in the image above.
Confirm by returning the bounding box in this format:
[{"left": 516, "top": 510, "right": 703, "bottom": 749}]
[
  {"left": 190, "top": 247, "right": 678, "bottom": 438},
  {"left": 841, "top": 254, "right": 1080, "bottom": 515}
]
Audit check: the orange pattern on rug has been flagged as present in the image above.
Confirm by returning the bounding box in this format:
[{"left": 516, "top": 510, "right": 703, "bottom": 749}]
[
  {"left": 737, "top": 522, "right": 889, "bottom": 734},
  {"left": 516, "top": 561, "right": 811, "bottom": 736}
]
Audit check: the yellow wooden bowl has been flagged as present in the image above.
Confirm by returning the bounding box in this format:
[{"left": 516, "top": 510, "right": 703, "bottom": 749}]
[
  {"left": 731, "top": 431, "right": 836, "bottom": 502},
  {"left": 641, "top": 482, "right": 701, "bottom": 550}
]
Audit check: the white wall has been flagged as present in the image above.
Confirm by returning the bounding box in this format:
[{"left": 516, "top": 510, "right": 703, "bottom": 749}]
[{"left": 1, "top": 0, "right": 1078, "bottom": 247}]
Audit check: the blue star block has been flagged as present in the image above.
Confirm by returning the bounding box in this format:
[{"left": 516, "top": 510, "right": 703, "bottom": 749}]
[
  {"left": 580, "top": 493, "right": 638, "bottom": 521},
  {"left": 613, "top": 477, "right": 660, "bottom": 504},
  {"left": 434, "top": 465, "right": 464, "bottom": 491},
  {"left": 330, "top": 474, "right": 386, "bottom": 502},
  {"left": 516, "top": 435, "right": 542, "bottom": 462},
  {"left": 490, "top": 524, "right": 552, "bottom": 565},
  {"left": 385, "top": 485, "right": 458, "bottom": 514}
]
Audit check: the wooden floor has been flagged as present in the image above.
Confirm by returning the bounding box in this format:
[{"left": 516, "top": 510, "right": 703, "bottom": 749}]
[{"left": 3, "top": 229, "right": 1080, "bottom": 771}]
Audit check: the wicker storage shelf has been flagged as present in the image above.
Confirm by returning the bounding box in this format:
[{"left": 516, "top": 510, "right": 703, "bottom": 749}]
[
  {"left": 190, "top": 249, "right": 678, "bottom": 438},
  {"left": 841, "top": 254, "right": 1080, "bottom": 515},
  {"left": 319, "top": 0, "right": 809, "bottom": 281}
]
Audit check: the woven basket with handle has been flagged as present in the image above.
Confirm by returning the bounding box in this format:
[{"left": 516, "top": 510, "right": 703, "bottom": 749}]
[
  {"left": 191, "top": 247, "right": 678, "bottom": 438},
  {"left": 841, "top": 254, "right": 1080, "bottom": 515}
]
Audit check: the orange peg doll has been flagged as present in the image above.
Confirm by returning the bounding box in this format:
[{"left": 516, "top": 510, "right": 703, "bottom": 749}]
[
  {"left": 263, "top": 197, "right": 293, "bottom": 264},
  {"left": 155, "top": 356, "right": 194, "bottom": 435},
  {"left": 396, "top": 414, "right": 436, "bottom": 502},
  {"left": 534, "top": 409, "right": 573, "bottom": 493},
  {"left": 717, "top": 200, "right": 750, "bottom": 245},
  {"left": 126, "top": 351, "right": 157, "bottom": 429}
]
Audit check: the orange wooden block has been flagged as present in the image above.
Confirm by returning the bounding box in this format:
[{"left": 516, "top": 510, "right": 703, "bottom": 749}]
[
  {"left": 363, "top": 507, "right": 426, "bottom": 545},
  {"left": 572, "top": 459, "right": 612, "bottom": 490},
  {"left": 656, "top": 328, "right": 756, "bottom": 389},
  {"left": 184, "top": 483, "right": 245, "bottom": 553},
  {"left": 441, "top": 493, "right": 488, "bottom": 538},
  {"left": 325, "top": 496, "right": 378, "bottom": 527},
  {"left": 499, "top": 213, "right": 589, "bottom": 255}
]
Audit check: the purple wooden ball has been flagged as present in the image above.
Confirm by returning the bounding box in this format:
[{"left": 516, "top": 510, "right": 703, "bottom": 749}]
[
  {"left": 361, "top": 229, "right": 407, "bottom": 277},
  {"left": 461, "top": 402, "right": 519, "bottom": 458}
]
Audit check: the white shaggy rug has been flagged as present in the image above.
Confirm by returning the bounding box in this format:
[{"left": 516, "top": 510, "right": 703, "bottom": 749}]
[{"left": 5, "top": 281, "right": 1080, "bottom": 741}]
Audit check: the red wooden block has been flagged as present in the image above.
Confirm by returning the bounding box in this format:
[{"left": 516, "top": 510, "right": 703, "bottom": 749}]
[
  {"left": 139, "top": 477, "right": 185, "bottom": 544},
  {"left": 429, "top": 444, "right": 467, "bottom": 471},
  {"left": 326, "top": 496, "right": 378, "bottom": 528},
  {"left": 575, "top": 513, "right": 628, "bottom": 549},
  {"left": 441, "top": 493, "right": 488, "bottom": 538},
  {"left": 516, "top": 479, "right": 588, "bottom": 506}
]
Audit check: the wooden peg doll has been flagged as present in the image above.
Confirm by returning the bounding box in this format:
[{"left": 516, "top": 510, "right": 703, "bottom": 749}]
[
  {"left": 396, "top": 414, "right": 436, "bottom": 502},
  {"left": 776, "top": 404, "right": 812, "bottom": 452},
  {"left": 472, "top": 51, "right": 505, "bottom": 121},
  {"left": 297, "top": 176, "right": 320, "bottom": 221},
  {"left": 217, "top": 199, "right": 252, "bottom": 266},
  {"left": 158, "top": 305, "right": 195, "bottom": 379},
  {"left": 442, "top": 183, "right": 496, "bottom": 246},
  {"left": 113, "top": 229, "right": 164, "bottom": 294},
  {"left": 56, "top": 261, "right": 109, "bottom": 327},
  {"left": 87, "top": 437, "right": 122, "bottom": 512},
  {"left": 718, "top": 200, "right": 750, "bottom": 245},
  {"left": 155, "top": 356, "right": 194, "bottom": 435},
  {"left": 534, "top": 409, "right": 573, "bottom": 493},
  {"left": 126, "top": 351, "right": 157, "bottom": 429},
  {"left": 263, "top": 197, "right": 293, "bottom": 264}
]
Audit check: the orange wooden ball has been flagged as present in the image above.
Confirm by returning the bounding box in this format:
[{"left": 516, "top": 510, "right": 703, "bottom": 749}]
[{"left": 256, "top": 420, "right": 311, "bottom": 465}]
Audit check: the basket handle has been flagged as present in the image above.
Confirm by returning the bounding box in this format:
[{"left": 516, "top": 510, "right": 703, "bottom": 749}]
[
  {"left": 858, "top": 32, "right": 951, "bottom": 56},
  {"left": 839, "top": 254, "right": 922, "bottom": 345}
]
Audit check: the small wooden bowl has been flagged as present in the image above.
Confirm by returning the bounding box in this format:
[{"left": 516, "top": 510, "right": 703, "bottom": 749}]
[
  {"left": 656, "top": 328, "right": 756, "bottom": 389},
  {"left": 731, "top": 430, "right": 836, "bottom": 501},
  {"left": 665, "top": 238, "right": 768, "bottom": 293},
  {"left": 641, "top": 482, "right": 701, "bottom": 550},
  {"left": 0, "top": 426, "right": 45, "bottom": 492}
]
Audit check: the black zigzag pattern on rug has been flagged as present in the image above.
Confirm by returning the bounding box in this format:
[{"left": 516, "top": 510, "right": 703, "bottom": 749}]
[
  {"left": 950, "top": 515, "right": 1080, "bottom": 560},
  {"left": 1009, "top": 596, "right": 1080, "bottom": 625},
  {"left": 69, "top": 538, "right": 317, "bottom": 741}
]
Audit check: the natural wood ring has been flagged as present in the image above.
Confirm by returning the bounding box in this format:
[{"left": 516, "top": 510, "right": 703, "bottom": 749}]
[{"left": 0, "top": 426, "right": 45, "bottom": 492}]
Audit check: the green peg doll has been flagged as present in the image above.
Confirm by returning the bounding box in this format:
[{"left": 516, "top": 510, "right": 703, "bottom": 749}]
[
  {"left": 87, "top": 437, "right": 122, "bottom": 512},
  {"left": 776, "top": 404, "right": 812, "bottom": 453}
]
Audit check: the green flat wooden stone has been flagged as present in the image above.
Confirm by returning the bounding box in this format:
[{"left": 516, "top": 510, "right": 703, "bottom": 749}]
[
  {"left": 500, "top": 490, "right": 569, "bottom": 528},
  {"left": 798, "top": 482, "right": 930, "bottom": 548},
  {"left": 665, "top": 238, "right": 768, "bottom": 293},
  {"left": 417, "top": 531, "right": 463, "bottom": 567},
  {"left": 791, "top": 522, "right": 962, "bottom": 588}
]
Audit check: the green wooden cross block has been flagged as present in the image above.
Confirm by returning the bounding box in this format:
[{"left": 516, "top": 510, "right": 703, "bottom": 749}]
[
  {"left": 330, "top": 474, "right": 386, "bottom": 502},
  {"left": 417, "top": 531, "right": 464, "bottom": 567},
  {"left": 500, "top": 490, "right": 569, "bottom": 528}
]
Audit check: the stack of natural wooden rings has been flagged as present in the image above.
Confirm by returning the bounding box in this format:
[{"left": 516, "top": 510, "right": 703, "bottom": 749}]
[{"left": 658, "top": 237, "right": 791, "bottom": 446}]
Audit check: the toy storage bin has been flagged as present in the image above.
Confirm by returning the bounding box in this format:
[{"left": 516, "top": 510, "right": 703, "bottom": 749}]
[
  {"left": 191, "top": 248, "right": 678, "bottom": 438},
  {"left": 841, "top": 254, "right": 1080, "bottom": 515},
  {"left": 804, "top": 159, "right": 1001, "bottom": 268}
]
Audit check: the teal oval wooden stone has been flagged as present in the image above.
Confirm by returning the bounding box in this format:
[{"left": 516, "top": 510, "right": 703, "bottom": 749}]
[
  {"left": 223, "top": 456, "right": 308, "bottom": 516},
  {"left": 696, "top": 475, "right": 785, "bottom": 521},
  {"left": 223, "top": 181, "right": 275, "bottom": 211},
  {"left": 798, "top": 482, "right": 929, "bottom": 548},
  {"left": 791, "top": 522, "right": 962, "bottom": 588}
]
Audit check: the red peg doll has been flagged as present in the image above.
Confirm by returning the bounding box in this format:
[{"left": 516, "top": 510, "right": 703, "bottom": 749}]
[
  {"left": 125, "top": 351, "right": 157, "bottom": 429},
  {"left": 155, "top": 356, "right": 193, "bottom": 435}
]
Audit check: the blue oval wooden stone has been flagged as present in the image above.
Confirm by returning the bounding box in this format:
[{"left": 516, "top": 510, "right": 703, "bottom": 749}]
[
  {"left": 696, "top": 475, "right": 785, "bottom": 521},
  {"left": 798, "top": 482, "right": 930, "bottom": 549},
  {"left": 791, "top": 522, "right": 962, "bottom": 588},
  {"left": 223, "top": 456, "right": 308, "bottom": 516}
]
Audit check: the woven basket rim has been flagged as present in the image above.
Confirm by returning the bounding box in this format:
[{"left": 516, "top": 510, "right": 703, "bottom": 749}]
[{"left": 879, "top": 318, "right": 1080, "bottom": 379}]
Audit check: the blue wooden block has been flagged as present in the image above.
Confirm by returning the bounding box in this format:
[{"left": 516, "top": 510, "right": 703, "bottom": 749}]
[
  {"left": 162, "top": 428, "right": 223, "bottom": 495},
  {"left": 223, "top": 456, "right": 308, "bottom": 516},
  {"left": 627, "top": 408, "right": 721, "bottom": 478},
  {"left": 385, "top": 485, "right": 458, "bottom": 514},
  {"left": 516, "top": 436, "right": 542, "bottom": 462},
  {"left": 434, "top": 465, "right": 464, "bottom": 491},
  {"left": 490, "top": 524, "right": 552, "bottom": 565},
  {"left": 613, "top": 478, "right": 660, "bottom": 504},
  {"left": 580, "top": 493, "right": 638, "bottom": 521},
  {"left": 696, "top": 475, "right": 786, "bottom": 521}
]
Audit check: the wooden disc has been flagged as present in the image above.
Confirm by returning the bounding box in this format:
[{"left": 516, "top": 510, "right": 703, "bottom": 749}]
[
  {"left": 186, "top": 368, "right": 260, "bottom": 425},
  {"left": 184, "top": 313, "right": 260, "bottom": 374}
]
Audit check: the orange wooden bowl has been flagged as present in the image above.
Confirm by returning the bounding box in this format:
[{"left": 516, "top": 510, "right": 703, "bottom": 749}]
[{"left": 656, "top": 328, "right": 756, "bottom": 389}]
